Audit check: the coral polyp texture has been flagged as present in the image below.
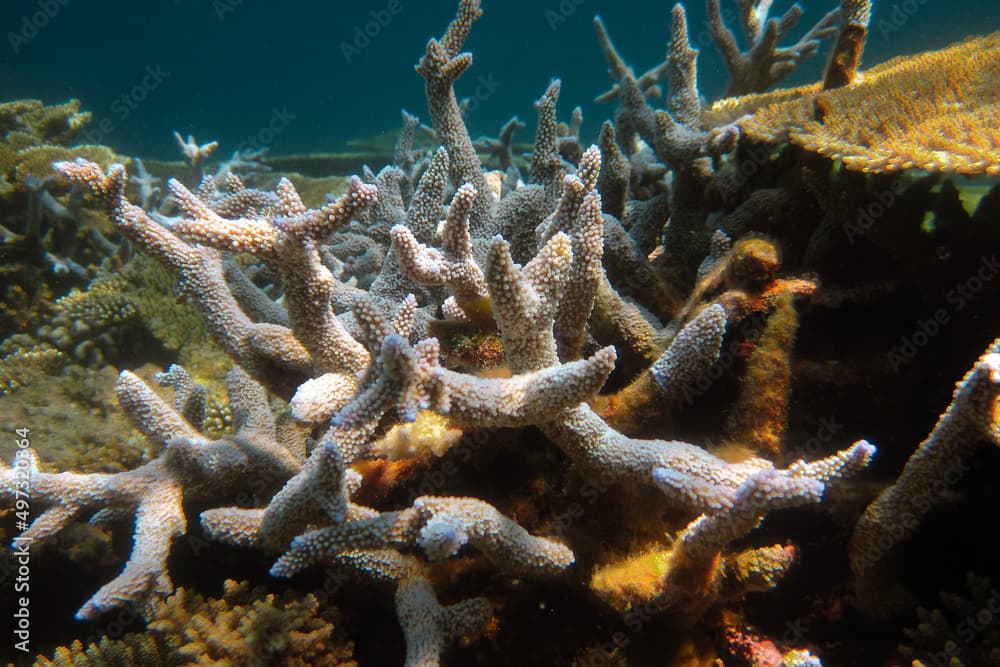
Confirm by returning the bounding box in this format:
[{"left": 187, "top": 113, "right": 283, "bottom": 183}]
[
  {"left": 716, "top": 32, "right": 1000, "bottom": 176},
  {"left": 3, "top": 0, "right": 1000, "bottom": 665}
]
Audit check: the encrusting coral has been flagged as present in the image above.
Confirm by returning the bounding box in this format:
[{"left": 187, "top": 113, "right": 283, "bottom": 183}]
[
  {"left": 726, "top": 290, "right": 799, "bottom": 460},
  {"left": 5, "top": 0, "right": 1000, "bottom": 664}
]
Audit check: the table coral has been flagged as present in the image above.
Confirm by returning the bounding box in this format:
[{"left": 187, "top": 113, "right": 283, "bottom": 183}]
[{"left": 735, "top": 33, "right": 1000, "bottom": 176}]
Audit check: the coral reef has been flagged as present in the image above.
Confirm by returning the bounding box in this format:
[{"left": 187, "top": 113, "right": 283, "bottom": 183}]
[{"left": 2, "top": 1, "right": 1000, "bottom": 665}]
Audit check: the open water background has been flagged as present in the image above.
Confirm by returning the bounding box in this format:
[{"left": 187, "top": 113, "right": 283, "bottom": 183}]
[{"left": 1, "top": 0, "right": 997, "bottom": 159}]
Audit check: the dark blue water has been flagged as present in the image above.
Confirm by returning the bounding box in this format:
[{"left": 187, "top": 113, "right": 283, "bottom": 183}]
[{"left": 2, "top": 0, "right": 997, "bottom": 159}]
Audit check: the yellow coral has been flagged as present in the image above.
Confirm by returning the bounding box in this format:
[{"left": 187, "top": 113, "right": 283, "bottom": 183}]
[
  {"left": 0, "top": 99, "right": 115, "bottom": 189},
  {"left": 708, "top": 33, "right": 1000, "bottom": 176},
  {"left": 31, "top": 580, "right": 355, "bottom": 666},
  {"left": 702, "top": 82, "right": 821, "bottom": 129},
  {"left": 1, "top": 98, "right": 91, "bottom": 145},
  {"left": 4, "top": 130, "right": 38, "bottom": 152},
  {"left": 724, "top": 544, "right": 796, "bottom": 593},
  {"left": 0, "top": 142, "right": 16, "bottom": 177},
  {"left": 33, "top": 634, "right": 167, "bottom": 667},
  {"left": 373, "top": 410, "right": 464, "bottom": 460},
  {"left": 146, "top": 579, "right": 356, "bottom": 666},
  {"left": 589, "top": 543, "right": 674, "bottom": 613},
  {"left": 590, "top": 541, "right": 798, "bottom": 617},
  {"left": 0, "top": 345, "right": 63, "bottom": 395},
  {"left": 54, "top": 254, "right": 211, "bottom": 358},
  {"left": 14, "top": 144, "right": 122, "bottom": 185}
]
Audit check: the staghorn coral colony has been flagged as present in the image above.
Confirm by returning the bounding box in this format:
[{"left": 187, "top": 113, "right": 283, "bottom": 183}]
[{"left": 1, "top": 1, "right": 1000, "bottom": 665}]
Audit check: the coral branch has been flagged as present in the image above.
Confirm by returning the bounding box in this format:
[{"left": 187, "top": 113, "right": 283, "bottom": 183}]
[
  {"left": 850, "top": 342, "right": 1000, "bottom": 602},
  {"left": 823, "top": 0, "right": 872, "bottom": 89},
  {"left": 416, "top": 0, "right": 496, "bottom": 233}
]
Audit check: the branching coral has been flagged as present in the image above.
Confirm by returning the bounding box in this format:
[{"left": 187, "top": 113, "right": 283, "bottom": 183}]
[
  {"left": 415, "top": 0, "right": 496, "bottom": 233},
  {"left": 18, "top": 146, "right": 870, "bottom": 664},
  {"left": 850, "top": 339, "right": 1000, "bottom": 615},
  {"left": 33, "top": 635, "right": 168, "bottom": 667},
  {"left": 708, "top": 0, "right": 841, "bottom": 96},
  {"left": 19, "top": 2, "right": 1000, "bottom": 665},
  {"left": 1, "top": 365, "right": 301, "bottom": 619},
  {"left": 590, "top": 1, "right": 848, "bottom": 287},
  {"left": 145, "top": 578, "right": 356, "bottom": 666}
]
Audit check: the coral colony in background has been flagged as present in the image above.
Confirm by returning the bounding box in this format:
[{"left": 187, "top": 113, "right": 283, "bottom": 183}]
[{"left": 1, "top": 0, "right": 1000, "bottom": 665}]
